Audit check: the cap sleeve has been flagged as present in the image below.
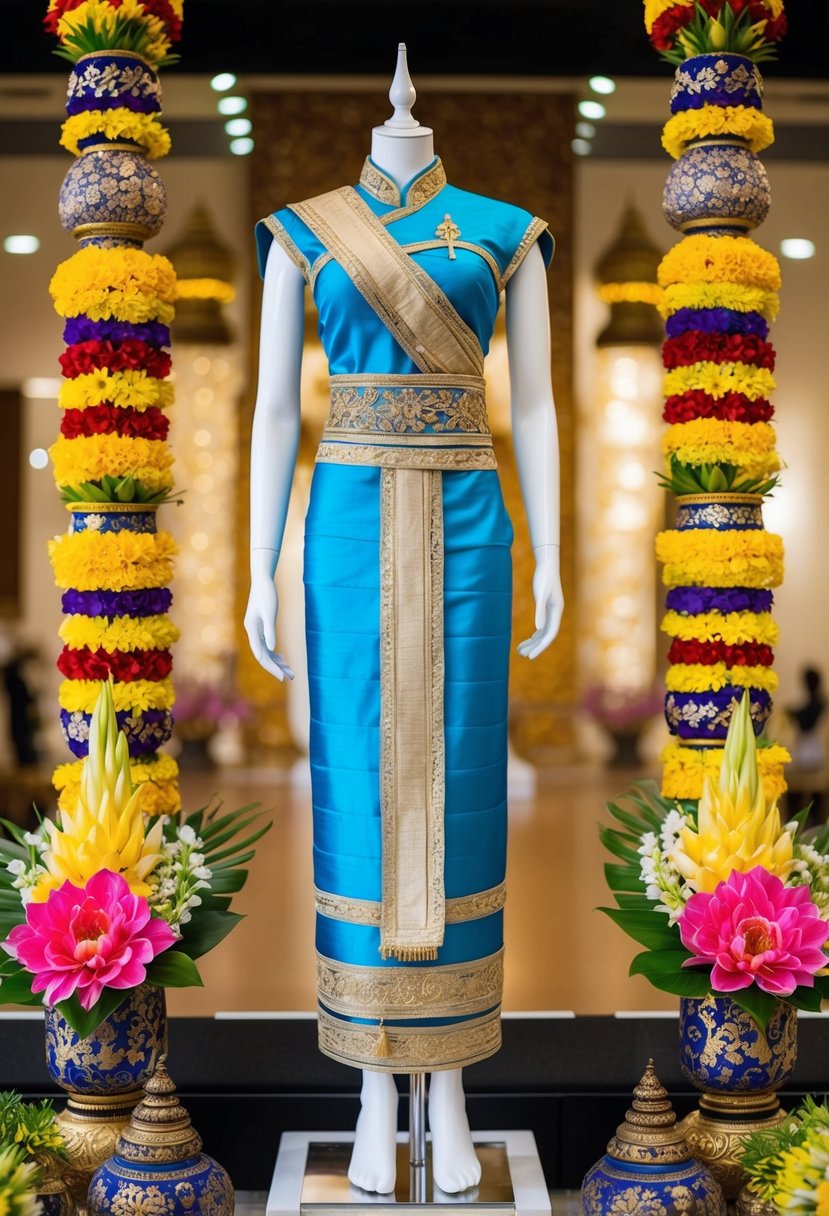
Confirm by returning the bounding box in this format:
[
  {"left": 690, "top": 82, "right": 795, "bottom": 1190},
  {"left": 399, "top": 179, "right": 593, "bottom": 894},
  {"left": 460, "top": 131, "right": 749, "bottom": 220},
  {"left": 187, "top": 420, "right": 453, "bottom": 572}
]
[
  {"left": 501, "top": 216, "right": 554, "bottom": 289},
  {"left": 254, "top": 207, "right": 320, "bottom": 282}
]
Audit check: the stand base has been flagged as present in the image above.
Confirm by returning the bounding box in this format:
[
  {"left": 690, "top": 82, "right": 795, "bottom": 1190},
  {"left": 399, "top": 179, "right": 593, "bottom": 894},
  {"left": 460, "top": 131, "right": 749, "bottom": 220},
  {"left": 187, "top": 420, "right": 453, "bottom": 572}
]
[{"left": 267, "top": 1132, "right": 550, "bottom": 1216}]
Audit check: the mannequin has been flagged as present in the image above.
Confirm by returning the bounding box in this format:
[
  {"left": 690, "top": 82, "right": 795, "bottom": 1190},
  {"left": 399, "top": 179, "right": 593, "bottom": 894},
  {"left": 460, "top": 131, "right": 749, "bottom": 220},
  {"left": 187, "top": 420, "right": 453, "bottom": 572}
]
[{"left": 245, "top": 45, "right": 563, "bottom": 1195}]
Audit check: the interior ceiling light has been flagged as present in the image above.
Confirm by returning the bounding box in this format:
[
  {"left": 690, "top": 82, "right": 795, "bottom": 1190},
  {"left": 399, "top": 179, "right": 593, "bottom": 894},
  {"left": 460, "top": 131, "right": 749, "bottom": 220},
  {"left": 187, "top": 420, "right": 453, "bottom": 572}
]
[
  {"left": 578, "top": 100, "right": 606, "bottom": 121},
  {"left": 224, "top": 118, "right": 252, "bottom": 137},
  {"left": 210, "top": 73, "right": 237, "bottom": 92},
  {"left": 4, "top": 234, "right": 40, "bottom": 254},
  {"left": 217, "top": 96, "right": 247, "bottom": 116},
  {"left": 28, "top": 449, "right": 49, "bottom": 470},
  {"left": 229, "top": 137, "right": 255, "bottom": 156},
  {"left": 572, "top": 138, "right": 593, "bottom": 157},
  {"left": 589, "top": 76, "right": 616, "bottom": 95},
  {"left": 576, "top": 122, "right": 596, "bottom": 139},
  {"left": 780, "top": 238, "right": 815, "bottom": 260}
]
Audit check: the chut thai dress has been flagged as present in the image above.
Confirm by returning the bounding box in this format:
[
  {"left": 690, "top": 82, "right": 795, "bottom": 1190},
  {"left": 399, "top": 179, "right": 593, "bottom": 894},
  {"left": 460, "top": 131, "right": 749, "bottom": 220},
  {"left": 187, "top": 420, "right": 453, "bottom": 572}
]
[{"left": 256, "top": 157, "right": 553, "bottom": 1073}]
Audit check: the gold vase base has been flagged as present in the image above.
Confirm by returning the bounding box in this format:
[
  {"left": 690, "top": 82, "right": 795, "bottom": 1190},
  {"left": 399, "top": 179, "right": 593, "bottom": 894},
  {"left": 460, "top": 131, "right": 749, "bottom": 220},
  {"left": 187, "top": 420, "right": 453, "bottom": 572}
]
[
  {"left": 680, "top": 1096, "right": 788, "bottom": 1201},
  {"left": 56, "top": 1090, "right": 143, "bottom": 1215}
]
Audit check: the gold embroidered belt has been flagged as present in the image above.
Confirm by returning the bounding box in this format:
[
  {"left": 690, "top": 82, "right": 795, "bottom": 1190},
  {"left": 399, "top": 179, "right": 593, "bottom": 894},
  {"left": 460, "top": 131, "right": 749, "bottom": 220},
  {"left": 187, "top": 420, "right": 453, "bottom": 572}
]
[{"left": 317, "top": 374, "right": 496, "bottom": 471}]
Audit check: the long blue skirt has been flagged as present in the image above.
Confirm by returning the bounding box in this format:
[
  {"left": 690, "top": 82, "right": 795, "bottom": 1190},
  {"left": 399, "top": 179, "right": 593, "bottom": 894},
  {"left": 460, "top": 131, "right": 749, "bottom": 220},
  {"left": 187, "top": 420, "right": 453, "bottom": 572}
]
[{"left": 304, "top": 462, "right": 512, "bottom": 1072}]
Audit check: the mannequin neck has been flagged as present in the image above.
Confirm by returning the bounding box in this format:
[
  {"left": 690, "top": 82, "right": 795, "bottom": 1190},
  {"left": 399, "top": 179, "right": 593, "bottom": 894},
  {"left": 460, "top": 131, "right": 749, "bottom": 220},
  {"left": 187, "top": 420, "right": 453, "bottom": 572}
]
[{"left": 369, "top": 128, "right": 435, "bottom": 193}]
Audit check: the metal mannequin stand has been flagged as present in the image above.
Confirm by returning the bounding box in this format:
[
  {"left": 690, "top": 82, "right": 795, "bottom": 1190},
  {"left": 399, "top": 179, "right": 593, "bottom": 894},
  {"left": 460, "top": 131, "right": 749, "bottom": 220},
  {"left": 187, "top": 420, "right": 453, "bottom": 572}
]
[{"left": 266, "top": 1073, "right": 550, "bottom": 1216}]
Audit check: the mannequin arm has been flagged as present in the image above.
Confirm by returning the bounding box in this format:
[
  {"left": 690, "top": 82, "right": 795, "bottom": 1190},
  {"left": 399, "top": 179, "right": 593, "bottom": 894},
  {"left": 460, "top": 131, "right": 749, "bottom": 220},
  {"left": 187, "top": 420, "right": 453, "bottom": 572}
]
[
  {"left": 243, "top": 238, "right": 306, "bottom": 681},
  {"left": 504, "top": 243, "right": 564, "bottom": 659}
]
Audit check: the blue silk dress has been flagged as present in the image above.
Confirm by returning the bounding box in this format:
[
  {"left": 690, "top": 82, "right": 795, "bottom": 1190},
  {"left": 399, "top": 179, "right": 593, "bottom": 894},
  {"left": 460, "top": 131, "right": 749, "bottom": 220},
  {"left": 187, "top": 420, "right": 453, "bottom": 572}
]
[{"left": 256, "top": 157, "right": 553, "bottom": 1073}]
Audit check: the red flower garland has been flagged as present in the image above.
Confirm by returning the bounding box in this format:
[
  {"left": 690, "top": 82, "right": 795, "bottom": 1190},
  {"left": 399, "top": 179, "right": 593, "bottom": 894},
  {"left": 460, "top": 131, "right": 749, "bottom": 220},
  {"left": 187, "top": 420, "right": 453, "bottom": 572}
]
[
  {"left": 667, "top": 639, "right": 775, "bottom": 667},
  {"left": 662, "top": 332, "right": 775, "bottom": 371},
  {"left": 60, "top": 404, "right": 170, "bottom": 440},
  {"left": 44, "top": 0, "right": 182, "bottom": 39},
  {"left": 59, "top": 340, "right": 172, "bottom": 381},
  {"left": 57, "top": 646, "right": 173, "bottom": 682},
  {"left": 650, "top": 0, "right": 786, "bottom": 51},
  {"left": 663, "top": 391, "right": 774, "bottom": 424}
]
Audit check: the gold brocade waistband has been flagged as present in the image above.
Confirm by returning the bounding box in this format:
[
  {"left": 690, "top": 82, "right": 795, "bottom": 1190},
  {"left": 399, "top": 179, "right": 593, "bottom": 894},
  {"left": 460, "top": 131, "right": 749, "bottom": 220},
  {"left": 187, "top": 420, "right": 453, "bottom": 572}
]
[{"left": 318, "top": 374, "right": 496, "bottom": 470}]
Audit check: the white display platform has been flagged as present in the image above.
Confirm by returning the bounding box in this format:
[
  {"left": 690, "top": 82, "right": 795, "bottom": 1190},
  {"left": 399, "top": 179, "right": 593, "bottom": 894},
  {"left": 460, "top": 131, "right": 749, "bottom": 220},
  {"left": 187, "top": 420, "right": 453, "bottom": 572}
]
[{"left": 266, "top": 1131, "right": 551, "bottom": 1216}]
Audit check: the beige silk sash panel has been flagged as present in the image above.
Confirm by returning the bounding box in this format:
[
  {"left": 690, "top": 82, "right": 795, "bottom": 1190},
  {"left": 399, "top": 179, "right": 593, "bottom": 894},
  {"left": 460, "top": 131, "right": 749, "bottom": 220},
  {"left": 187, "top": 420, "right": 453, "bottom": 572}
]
[
  {"left": 288, "top": 187, "right": 485, "bottom": 378},
  {"left": 378, "top": 467, "right": 445, "bottom": 961}
]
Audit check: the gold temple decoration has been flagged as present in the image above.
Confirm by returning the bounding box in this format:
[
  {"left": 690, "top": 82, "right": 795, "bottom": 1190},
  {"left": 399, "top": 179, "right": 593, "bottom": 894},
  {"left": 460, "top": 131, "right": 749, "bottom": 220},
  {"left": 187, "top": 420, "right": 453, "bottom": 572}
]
[
  {"left": 607, "top": 1059, "right": 692, "bottom": 1166},
  {"left": 594, "top": 202, "right": 664, "bottom": 347},
  {"left": 116, "top": 1057, "right": 203, "bottom": 1164},
  {"left": 165, "top": 203, "right": 236, "bottom": 345},
  {"left": 435, "top": 213, "right": 461, "bottom": 258}
]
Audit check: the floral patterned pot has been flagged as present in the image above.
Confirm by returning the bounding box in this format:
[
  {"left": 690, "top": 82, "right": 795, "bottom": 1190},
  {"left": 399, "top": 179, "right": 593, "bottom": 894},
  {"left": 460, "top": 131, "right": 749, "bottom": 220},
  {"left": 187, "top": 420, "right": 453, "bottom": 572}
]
[
  {"left": 674, "top": 493, "right": 764, "bottom": 533},
  {"left": 664, "top": 138, "right": 771, "bottom": 235},
  {"left": 68, "top": 503, "right": 158, "bottom": 535},
  {"left": 665, "top": 688, "right": 772, "bottom": 742},
  {"left": 67, "top": 52, "right": 161, "bottom": 118},
  {"left": 58, "top": 149, "right": 166, "bottom": 247},
  {"left": 670, "top": 53, "right": 763, "bottom": 114}
]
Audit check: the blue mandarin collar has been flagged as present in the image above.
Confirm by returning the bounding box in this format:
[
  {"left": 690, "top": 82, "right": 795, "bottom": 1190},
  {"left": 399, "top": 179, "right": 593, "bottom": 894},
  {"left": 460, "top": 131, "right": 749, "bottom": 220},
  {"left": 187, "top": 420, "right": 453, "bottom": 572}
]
[{"left": 357, "top": 156, "right": 447, "bottom": 210}]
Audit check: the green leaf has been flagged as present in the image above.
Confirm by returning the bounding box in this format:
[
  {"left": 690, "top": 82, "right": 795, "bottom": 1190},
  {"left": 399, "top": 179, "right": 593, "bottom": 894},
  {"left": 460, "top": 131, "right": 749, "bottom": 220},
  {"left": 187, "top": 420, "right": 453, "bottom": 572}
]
[
  {"left": 0, "top": 966, "right": 41, "bottom": 1006},
  {"left": 598, "top": 826, "right": 642, "bottom": 865},
  {"left": 785, "top": 986, "right": 824, "bottom": 1015},
  {"left": 630, "top": 950, "right": 713, "bottom": 998},
  {"left": 176, "top": 910, "right": 244, "bottom": 960},
  {"left": 144, "top": 950, "right": 203, "bottom": 989},
  {"left": 728, "top": 985, "right": 780, "bottom": 1032},
  {"left": 200, "top": 812, "right": 266, "bottom": 853},
  {"left": 604, "top": 862, "right": 644, "bottom": 892},
  {"left": 55, "top": 988, "right": 132, "bottom": 1040},
  {"left": 205, "top": 869, "right": 248, "bottom": 894},
  {"left": 599, "top": 907, "right": 680, "bottom": 951},
  {"left": 606, "top": 801, "right": 660, "bottom": 836},
  {"left": 613, "top": 893, "right": 655, "bottom": 910}
]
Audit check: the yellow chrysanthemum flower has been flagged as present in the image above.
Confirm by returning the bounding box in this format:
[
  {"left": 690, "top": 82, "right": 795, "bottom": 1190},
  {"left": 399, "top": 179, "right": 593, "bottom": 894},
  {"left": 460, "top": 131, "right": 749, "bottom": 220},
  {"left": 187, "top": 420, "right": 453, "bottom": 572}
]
[
  {"left": 49, "top": 529, "right": 177, "bottom": 592},
  {"left": 661, "top": 610, "right": 780, "bottom": 647},
  {"left": 670, "top": 693, "right": 794, "bottom": 894},
  {"left": 32, "top": 682, "right": 164, "bottom": 902},
  {"left": 48, "top": 434, "right": 174, "bottom": 493},
  {"left": 659, "top": 282, "right": 780, "bottom": 323},
  {"left": 658, "top": 235, "right": 781, "bottom": 292},
  {"left": 61, "top": 111, "right": 171, "bottom": 160},
  {"left": 661, "top": 740, "right": 789, "bottom": 803}
]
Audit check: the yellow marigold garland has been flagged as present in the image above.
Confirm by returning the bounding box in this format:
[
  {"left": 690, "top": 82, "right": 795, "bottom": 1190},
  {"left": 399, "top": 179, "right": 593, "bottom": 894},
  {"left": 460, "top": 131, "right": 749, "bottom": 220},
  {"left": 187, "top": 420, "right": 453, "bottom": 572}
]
[
  {"left": 54, "top": 752, "right": 181, "bottom": 816},
  {"left": 59, "top": 676, "right": 175, "bottom": 714},
  {"left": 661, "top": 107, "right": 775, "bottom": 159},
  {"left": 59, "top": 613, "right": 181, "bottom": 652},
  {"left": 661, "top": 740, "right": 790, "bottom": 802},
  {"left": 175, "top": 278, "right": 237, "bottom": 304},
  {"left": 663, "top": 419, "right": 780, "bottom": 478},
  {"left": 663, "top": 362, "right": 776, "bottom": 401},
  {"left": 49, "top": 529, "right": 177, "bottom": 591},
  {"left": 658, "top": 235, "right": 782, "bottom": 292},
  {"left": 49, "top": 434, "right": 174, "bottom": 491},
  {"left": 661, "top": 610, "right": 779, "bottom": 646},
  {"left": 58, "top": 370, "right": 174, "bottom": 412},
  {"left": 50, "top": 248, "right": 177, "bottom": 320},
  {"left": 656, "top": 528, "right": 784, "bottom": 589},
  {"left": 596, "top": 281, "right": 664, "bottom": 307},
  {"left": 659, "top": 282, "right": 780, "bottom": 321},
  {"left": 665, "top": 663, "right": 778, "bottom": 694},
  {"left": 56, "top": 0, "right": 173, "bottom": 66},
  {"left": 60, "top": 110, "right": 171, "bottom": 159}
]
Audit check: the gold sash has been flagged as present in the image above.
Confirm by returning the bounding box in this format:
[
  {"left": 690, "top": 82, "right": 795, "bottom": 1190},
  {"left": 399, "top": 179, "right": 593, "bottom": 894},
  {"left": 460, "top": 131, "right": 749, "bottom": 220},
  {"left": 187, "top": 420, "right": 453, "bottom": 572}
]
[{"left": 288, "top": 187, "right": 485, "bottom": 378}]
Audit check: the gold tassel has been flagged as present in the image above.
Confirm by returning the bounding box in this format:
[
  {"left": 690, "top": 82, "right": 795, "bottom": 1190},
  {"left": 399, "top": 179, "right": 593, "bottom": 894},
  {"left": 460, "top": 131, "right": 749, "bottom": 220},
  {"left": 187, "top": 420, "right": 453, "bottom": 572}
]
[
  {"left": 376, "top": 1020, "right": 392, "bottom": 1059},
  {"left": 380, "top": 945, "right": 439, "bottom": 962}
]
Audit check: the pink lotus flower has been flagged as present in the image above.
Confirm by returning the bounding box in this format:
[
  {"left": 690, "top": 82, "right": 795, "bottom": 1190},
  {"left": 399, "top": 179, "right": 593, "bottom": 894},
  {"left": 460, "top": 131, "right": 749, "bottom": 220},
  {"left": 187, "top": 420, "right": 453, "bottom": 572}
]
[
  {"left": 2, "top": 869, "right": 176, "bottom": 1011},
  {"left": 679, "top": 865, "right": 829, "bottom": 996}
]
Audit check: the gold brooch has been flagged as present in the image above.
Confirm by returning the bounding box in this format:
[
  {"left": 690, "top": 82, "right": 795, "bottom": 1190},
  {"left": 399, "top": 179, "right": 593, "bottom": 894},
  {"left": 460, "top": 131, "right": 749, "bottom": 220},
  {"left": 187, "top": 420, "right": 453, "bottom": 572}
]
[{"left": 435, "top": 213, "right": 460, "bottom": 259}]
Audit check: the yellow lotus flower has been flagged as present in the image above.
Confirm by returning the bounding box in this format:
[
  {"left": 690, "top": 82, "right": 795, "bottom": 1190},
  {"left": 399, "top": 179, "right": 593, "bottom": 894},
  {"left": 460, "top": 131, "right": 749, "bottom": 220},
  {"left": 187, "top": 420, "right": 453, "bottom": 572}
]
[
  {"left": 31, "top": 682, "right": 163, "bottom": 902},
  {"left": 671, "top": 693, "right": 794, "bottom": 894}
]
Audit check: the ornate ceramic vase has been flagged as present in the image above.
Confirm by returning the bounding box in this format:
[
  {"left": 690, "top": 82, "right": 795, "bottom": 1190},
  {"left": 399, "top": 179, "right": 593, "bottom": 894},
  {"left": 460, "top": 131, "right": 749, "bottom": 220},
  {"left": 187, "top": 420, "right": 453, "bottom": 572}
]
[
  {"left": 674, "top": 493, "right": 764, "bottom": 534},
  {"left": 736, "top": 1188, "right": 778, "bottom": 1215},
  {"left": 679, "top": 995, "right": 796, "bottom": 1199},
  {"left": 58, "top": 148, "right": 167, "bottom": 248},
  {"left": 67, "top": 52, "right": 162, "bottom": 120},
  {"left": 581, "top": 1060, "right": 725, "bottom": 1215},
  {"left": 664, "top": 138, "right": 771, "bottom": 235},
  {"left": 88, "top": 1059, "right": 234, "bottom": 1216},
  {"left": 34, "top": 1152, "right": 77, "bottom": 1216},
  {"left": 669, "top": 53, "right": 764, "bottom": 114},
  {"left": 46, "top": 985, "right": 167, "bottom": 1212}
]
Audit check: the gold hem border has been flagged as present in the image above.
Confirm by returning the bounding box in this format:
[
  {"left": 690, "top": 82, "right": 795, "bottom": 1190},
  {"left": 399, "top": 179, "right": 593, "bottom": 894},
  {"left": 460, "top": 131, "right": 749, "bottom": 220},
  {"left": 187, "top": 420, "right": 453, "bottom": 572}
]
[
  {"left": 316, "top": 443, "right": 497, "bottom": 470},
  {"left": 330, "top": 373, "right": 485, "bottom": 389},
  {"left": 314, "top": 882, "right": 506, "bottom": 927},
  {"left": 321, "top": 429, "right": 492, "bottom": 448},
  {"left": 501, "top": 217, "right": 553, "bottom": 289},
  {"left": 317, "top": 1006, "right": 502, "bottom": 1073},
  {"left": 259, "top": 214, "right": 309, "bottom": 281}
]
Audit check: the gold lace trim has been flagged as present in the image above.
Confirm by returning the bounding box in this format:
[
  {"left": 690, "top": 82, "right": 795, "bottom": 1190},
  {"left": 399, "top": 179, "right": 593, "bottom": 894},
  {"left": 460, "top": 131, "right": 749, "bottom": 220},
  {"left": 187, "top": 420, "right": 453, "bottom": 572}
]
[
  {"left": 314, "top": 882, "right": 506, "bottom": 927},
  {"left": 501, "top": 216, "right": 553, "bottom": 288},
  {"left": 316, "top": 443, "right": 497, "bottom": 471},
  {"left": 259, "top": 214, "right": 309, "bottom": 281},
  {"left": 321, "top": 430, "right": 492, "bottom": 448},
  {"left": 310, "top": 239, "right": 501, "bottom": 290},
  {"left": 316, "top": 949, "right": 504, "bottom": 1020},
  {"left": 318, "top": 1006, "right": 502, "bottom": 1074},
  {"left": 288, "top": 187, "right": 484, "bottom": 377},
  {"left": 328, "top": 383, "right": 490, "bottom": 436},
  {"left": 358, "top": 157, "right": 448, "bottom": 211},
  {"left": 378, "top": 467, "right": 446, "bottom": 961}
]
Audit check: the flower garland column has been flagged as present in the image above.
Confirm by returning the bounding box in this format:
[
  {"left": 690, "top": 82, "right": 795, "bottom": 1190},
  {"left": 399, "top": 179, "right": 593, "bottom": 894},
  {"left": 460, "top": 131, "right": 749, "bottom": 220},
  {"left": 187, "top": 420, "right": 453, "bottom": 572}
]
[
  {"left": 644, "top": 0, "right": 791, "bottom": 800},
  {"left": 43, "top": 0, "right": 183, "bottom": 817}
]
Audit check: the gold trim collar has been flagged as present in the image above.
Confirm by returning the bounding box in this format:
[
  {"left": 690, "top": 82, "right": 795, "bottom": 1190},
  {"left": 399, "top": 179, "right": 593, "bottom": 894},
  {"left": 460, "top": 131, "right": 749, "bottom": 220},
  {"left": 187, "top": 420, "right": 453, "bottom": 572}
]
[{"left": 359, "top": 157, "right": 447, "bottom": 209}]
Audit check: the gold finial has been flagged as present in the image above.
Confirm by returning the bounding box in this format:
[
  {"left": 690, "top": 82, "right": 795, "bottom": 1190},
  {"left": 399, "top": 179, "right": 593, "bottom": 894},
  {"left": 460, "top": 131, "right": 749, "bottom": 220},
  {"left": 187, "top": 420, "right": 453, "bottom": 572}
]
[
  {"left": 116, "top": 1056, "right": 203, "bottom": 1165},
  {"left": 606, "top": 1060, "right": 690, "bottom": 1165},
  {"left": 435, "top": 214, "right": 460, "bottom": 259}
]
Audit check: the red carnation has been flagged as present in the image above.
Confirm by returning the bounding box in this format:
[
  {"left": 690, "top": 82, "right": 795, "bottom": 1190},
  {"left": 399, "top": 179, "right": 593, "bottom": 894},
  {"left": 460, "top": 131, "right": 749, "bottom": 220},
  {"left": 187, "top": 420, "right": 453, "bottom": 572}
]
[
  {"left": 45, "top": 0, "right": 182, "bottom": 40},
  {"left": 57, "top": 647, "right": 173, "bottom": 682},
  {"left": 668, "top": 639, "right": 774, "bottom": 667},
  {"left": 60, "top": 404, "right": 170, "bottom": 440},
  {"left": 662, "top": 332, "right": 775, "bottom": 371},
  {"left": 663, "top": 391, "right": 774, "bottom": 425},
  {"left": 650, "top": 4, "right": 697, "bottom": 49},
  {"left": 59, "top": 340, "right": 171, "bottom": 381}
]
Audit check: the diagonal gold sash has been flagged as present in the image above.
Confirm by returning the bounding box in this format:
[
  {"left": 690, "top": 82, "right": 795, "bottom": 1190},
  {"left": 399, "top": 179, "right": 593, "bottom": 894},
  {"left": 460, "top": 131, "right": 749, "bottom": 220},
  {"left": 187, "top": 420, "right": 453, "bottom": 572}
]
[{"left": 288, "top": 187, "right": 484, "bottom": 378}]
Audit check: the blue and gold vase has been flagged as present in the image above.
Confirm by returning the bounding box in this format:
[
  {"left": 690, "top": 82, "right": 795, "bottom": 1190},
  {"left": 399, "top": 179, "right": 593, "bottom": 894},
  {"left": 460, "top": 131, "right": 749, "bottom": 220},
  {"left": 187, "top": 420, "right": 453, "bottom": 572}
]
[
  {"left": 47, "top": 985, "right": 167, "bottom": 1211},
  {"left": 88, "top": 1058, "right": 234, "bottom": 1216},
  {"left": 679, "top": 995, "right": 795, "bottom": 1199},
  {"left": 581, "top": 1060, "right": 725, "bottom": 1215},
  {"left": 664, "top": 137, "right": 770, "bottom": 235}
]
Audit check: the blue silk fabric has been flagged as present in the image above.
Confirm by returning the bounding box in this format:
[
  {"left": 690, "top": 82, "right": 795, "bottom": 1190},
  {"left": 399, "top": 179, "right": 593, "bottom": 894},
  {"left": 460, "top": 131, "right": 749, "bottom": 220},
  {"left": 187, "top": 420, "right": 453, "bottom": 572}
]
[{"left": 256, "top": 159, "right": 553, "bottom": 1069}]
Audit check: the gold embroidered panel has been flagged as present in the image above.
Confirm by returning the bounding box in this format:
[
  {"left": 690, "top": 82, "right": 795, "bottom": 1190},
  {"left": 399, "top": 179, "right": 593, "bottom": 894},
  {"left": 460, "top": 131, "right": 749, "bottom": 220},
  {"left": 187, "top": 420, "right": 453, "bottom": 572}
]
[
  {"left": 314, "top": 882, "right": 506, "bottom": 927},
  {"left": 316, "top": 948, "right": 504, "bottom": 1020},
  {"left": 328, "top": 381, "right": 490, "bottom": 436},
  {"left": 316, "top": 443, "right": 497, "bottom": 471},
  {"left": 317, "top": 1006, "right": 502, "bottom": 1074}
]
